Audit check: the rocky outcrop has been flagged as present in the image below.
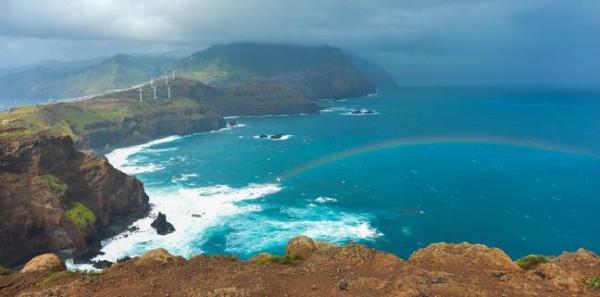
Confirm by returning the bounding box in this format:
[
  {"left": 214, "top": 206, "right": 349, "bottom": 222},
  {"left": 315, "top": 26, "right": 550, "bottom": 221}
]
[
  {"left": 3, "top": 237, "right": 599, "bottom": 297},
  {"left": 134, "top": 248, "right": 179, "bottom": 266},
  {"left": 150, "top": 212, "right": 175, "bottom": 235},
  {"left": 19, "top": 254, "right": 65, "bottom": 274},
  {"left": 72, "top": 97, "right": 226, "bottom": 151},
  {"left": 0, "top": 134, "right": 149, "bottom": 267}
]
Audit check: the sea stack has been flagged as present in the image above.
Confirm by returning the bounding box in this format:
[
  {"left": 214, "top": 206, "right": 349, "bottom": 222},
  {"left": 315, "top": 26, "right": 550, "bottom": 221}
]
[{"left": 151, "top": 212, "right": 175, "bottom": 235}]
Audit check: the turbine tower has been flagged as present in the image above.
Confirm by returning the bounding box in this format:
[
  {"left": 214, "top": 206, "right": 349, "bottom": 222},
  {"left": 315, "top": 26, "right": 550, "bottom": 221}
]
[
  {"left": 153, "top": 85, "right": 157, "bottom": 100},
  {"left": 139, "top": 87, "right": 143, "bottom": 103},
  {"left": 172, "top": 71, "right": 175, "bottom": 80},
  {"left": 167, "top": 85, "right": 171, "bottom": 100}
]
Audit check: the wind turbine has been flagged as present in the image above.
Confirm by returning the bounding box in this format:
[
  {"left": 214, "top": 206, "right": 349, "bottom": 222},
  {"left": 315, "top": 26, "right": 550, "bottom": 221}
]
[{"left": 139, "top": 87, "right": 143, "bottom": 103}]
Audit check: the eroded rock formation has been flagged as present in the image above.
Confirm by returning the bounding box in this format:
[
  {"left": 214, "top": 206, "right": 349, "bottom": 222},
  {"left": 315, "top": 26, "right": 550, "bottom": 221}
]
[{"left": 0, "top": 134, "right": 149, "bottom": 267}]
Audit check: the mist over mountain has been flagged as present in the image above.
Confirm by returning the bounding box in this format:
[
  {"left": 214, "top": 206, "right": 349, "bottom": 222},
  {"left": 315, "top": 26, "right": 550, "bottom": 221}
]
[{"left": 0, "top": 43, "right": 392, "bottom": 101}]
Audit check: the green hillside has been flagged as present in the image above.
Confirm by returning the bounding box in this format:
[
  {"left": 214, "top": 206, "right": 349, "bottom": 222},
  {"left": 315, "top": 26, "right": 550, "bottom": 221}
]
[{"left": 0, "top": 43, "right": 394, "bottom": 101}]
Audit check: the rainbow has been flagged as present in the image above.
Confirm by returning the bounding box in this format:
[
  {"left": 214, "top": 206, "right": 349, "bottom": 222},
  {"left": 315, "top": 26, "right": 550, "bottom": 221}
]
[{"left": 278, "top": 135, "right": 600, "bottom": 180}]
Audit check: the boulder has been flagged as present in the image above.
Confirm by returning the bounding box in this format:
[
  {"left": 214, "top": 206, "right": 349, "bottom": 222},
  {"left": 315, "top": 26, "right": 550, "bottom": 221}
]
[
  {"left": 270, "top": 134, "right": 284, "bottom": 140},
  {"left": 286, "top": 236, "right": 317, "bottom": 259},
  {"left": 20, "top": 253, "right": 66, "bottom": 274},
  {"left": 258, "top": 134, "right": 268, "bottom": 139},
  {"left": 227, "top": 119, "right": 237, "bottom": 126},
  {"left": 409, "top": 243, "right": 521, "bottom": 272},
  {"left": 151, "top": 212, "right": 175, "bottom": 235},
  {"left": 285, "top": 235, "right": 337, "bottom": 259},
  {"left": 135, "top": 248, "right": 177, "bottom": 266},
  {"left": 249, "top": 253, "right": 275, "bottom": 263}
]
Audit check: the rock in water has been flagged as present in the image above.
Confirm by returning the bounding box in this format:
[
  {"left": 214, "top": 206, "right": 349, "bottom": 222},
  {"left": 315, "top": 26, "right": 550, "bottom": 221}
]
[
  {"left": 227, "top": 119, "right": 237, "bottom": 126},
  {"left": 116, "top": 256, "right": 132, "bottom": 263},
  {"left": 258, "top": 134, "right": 269, "bottom": 138},
  {"left": 270, "top": 134, "right": 284, "bottom": 139},
  {"left": 92, "top": 260, "right": 113, "bottom": 269},
  {"left": 151, "top": 212, "right": 175, "bottom": 235}
]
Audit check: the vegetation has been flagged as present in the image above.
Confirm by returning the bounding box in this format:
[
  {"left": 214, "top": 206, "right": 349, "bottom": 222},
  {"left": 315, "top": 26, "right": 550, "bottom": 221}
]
[
  {"left": 515, "top": 255, "right": 553, "bottom": 270},
  {"left": 256, "top": 254, "right": 301, "bottom": 265},
  {"left": 41, "top": 174, "right": 69, "bottom": 193},
  {"left": 589, "top": 276, "right": 600, "bottom": 290},
  {"left": 0, "top": 95, "right": 206, "bottom": 142},
  {"left": 35, "top": 270, "right": 100, "bottom": 287},
  {"left": 0, "top": 265, "right": 10, "bottom": 276},
  {"left": 65, "top": 202, "right": 96, "bottom": 228}
]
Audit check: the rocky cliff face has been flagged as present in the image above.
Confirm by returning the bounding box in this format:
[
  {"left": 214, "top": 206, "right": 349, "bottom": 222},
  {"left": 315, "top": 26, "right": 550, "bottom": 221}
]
[
  {"left": 2, "top": 236, "right": 599, "bottom": 297},
  {"left": 0, "top": 134, "right": 149, "bottom": 267}
]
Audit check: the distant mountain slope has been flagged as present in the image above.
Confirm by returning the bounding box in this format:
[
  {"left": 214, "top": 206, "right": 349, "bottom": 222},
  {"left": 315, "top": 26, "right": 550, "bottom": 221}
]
[
  {"left": 0, "top": 43, "right": 395, "bottom": 100},
  {"left": 178, "top": 43, "right": 376, "bottom": 99},
  {"left": 352, "top": 56, "right": 398, "bottom": 88},
  {"left": 0, "top": 55, "right": 175, "bottom": 99}
]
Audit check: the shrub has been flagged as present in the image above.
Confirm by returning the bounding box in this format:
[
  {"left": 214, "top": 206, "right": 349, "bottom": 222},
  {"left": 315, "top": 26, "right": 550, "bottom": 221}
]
[
  {"left": 41, "top": 174, "right": 69, "bottom": 193},
  {"left": 65, "top": 202, "right": 96, "bottom": 228},
  {"left": 515, "top": 255, "right": 552, "bottom": 270},
  {"left": 0, "top": 265, "right": 10, "bottom": 276},
  {"left": 256, "top": 254, "right": 301, "bottom": 265},
  {"left": 589, "top": 276, "right": 600, "bottom": 290}
]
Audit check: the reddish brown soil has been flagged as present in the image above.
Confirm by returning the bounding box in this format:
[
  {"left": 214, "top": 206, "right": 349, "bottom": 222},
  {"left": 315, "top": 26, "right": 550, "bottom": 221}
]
[{"left": 2, "top": 237, "right": 600, "bottom": 297}]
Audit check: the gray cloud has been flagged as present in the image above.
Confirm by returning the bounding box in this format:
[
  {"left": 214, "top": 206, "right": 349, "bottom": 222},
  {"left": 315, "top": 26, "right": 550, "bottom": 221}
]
[{"left": 0, "top": 0, "right": 598, "bottom": 86}]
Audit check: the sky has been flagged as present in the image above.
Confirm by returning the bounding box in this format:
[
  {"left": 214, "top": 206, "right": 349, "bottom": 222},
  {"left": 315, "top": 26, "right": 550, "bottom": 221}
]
[{"left": 0, "top": 0, "right": 599, "bottom": 87}]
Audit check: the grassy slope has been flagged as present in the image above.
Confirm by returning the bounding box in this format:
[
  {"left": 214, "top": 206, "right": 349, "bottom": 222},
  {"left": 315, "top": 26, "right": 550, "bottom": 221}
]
[
  {"left": 0, "top": 97, "right": 204, "bottom": 142},
  {"left": 0, "top": 43, "right": 385, "bottom": 100}
]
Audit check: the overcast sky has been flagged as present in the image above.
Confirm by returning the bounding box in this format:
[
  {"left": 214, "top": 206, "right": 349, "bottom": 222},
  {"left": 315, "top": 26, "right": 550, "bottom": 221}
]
[{"left": 0, "top": 0, "right": 598, "bottom": 86}]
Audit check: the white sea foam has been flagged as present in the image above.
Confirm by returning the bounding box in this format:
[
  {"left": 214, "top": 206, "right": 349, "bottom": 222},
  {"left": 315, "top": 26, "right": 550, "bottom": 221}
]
[
  {"left": 172, "top": 173, "right": 199, "bottom": 183},
  {"left": 315, "top": 196, "right": 338, "bottom": 203},
  {"left": 106, "top": 135, "right": 182, "bottom": 175},
  {"left": 342, "top": 108, "right": 379, "bottom": 116},
  {"left": 224, "top": 208, "right": 382, "bottom": 254},
  {"left": 90, "top": 183, "right": 282, "bottom": 262}
]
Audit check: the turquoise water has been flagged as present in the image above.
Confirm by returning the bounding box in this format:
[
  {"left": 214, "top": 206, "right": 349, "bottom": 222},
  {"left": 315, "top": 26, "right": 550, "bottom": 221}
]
[{"left": 97, "top": 87, "right": 600, "bottom": 262}]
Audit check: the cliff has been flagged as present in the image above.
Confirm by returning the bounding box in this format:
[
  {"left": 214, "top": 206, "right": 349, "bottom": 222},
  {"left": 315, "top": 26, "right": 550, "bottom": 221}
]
[
  {"left": 0, "top": 134, "right": 149, "bottom": 267},
  {"left": 2, "top": 236, "right": 599, "bottom": 296},
  {"left": 105, "top": 77, "right": 320, "bottom": 117},
  {"left": 0, "top": 95, "right": 225, "bottom": 151}
]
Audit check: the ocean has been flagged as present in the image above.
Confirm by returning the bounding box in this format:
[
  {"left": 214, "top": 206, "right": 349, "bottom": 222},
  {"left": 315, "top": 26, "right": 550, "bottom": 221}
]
[{"left": 89, "top": 87, "right": 600, "bottom": 264}]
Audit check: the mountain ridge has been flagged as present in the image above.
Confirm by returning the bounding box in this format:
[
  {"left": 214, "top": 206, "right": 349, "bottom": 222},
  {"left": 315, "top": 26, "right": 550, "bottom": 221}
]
[{"left": 0, "top": 43, "right": 395, "bottom": 102}]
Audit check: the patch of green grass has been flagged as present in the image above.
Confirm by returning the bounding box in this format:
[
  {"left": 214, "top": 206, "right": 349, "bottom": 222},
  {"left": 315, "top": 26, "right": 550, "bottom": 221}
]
[
  {"left": 256, "top": 254, "right": 301, "bottom": 265},
  {"left": 40, "top": 174, "right": 69, "bottom": 193},
  {"left": 35, "top": 270, "right": 100, "bottom": 287},
  {"left": 35, "top": 271, "right": 74, "bottom": 286},
  {"left": 589, "top": 276, "right": 600, "bottom": 290},
  {"left": 515, "top": 255, "right": 552, "bottom": 270},
  {"left": 65, "top": 202, "right": 96, "bottom": 228},
  {"left": 0, "top": 265, "right": 10, "bottom": 276}
]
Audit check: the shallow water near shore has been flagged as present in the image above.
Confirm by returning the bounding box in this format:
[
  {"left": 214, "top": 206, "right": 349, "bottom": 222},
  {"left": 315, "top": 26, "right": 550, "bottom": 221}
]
[{"left": 90, "top": 87, "right": 600, "bottom": 264}]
